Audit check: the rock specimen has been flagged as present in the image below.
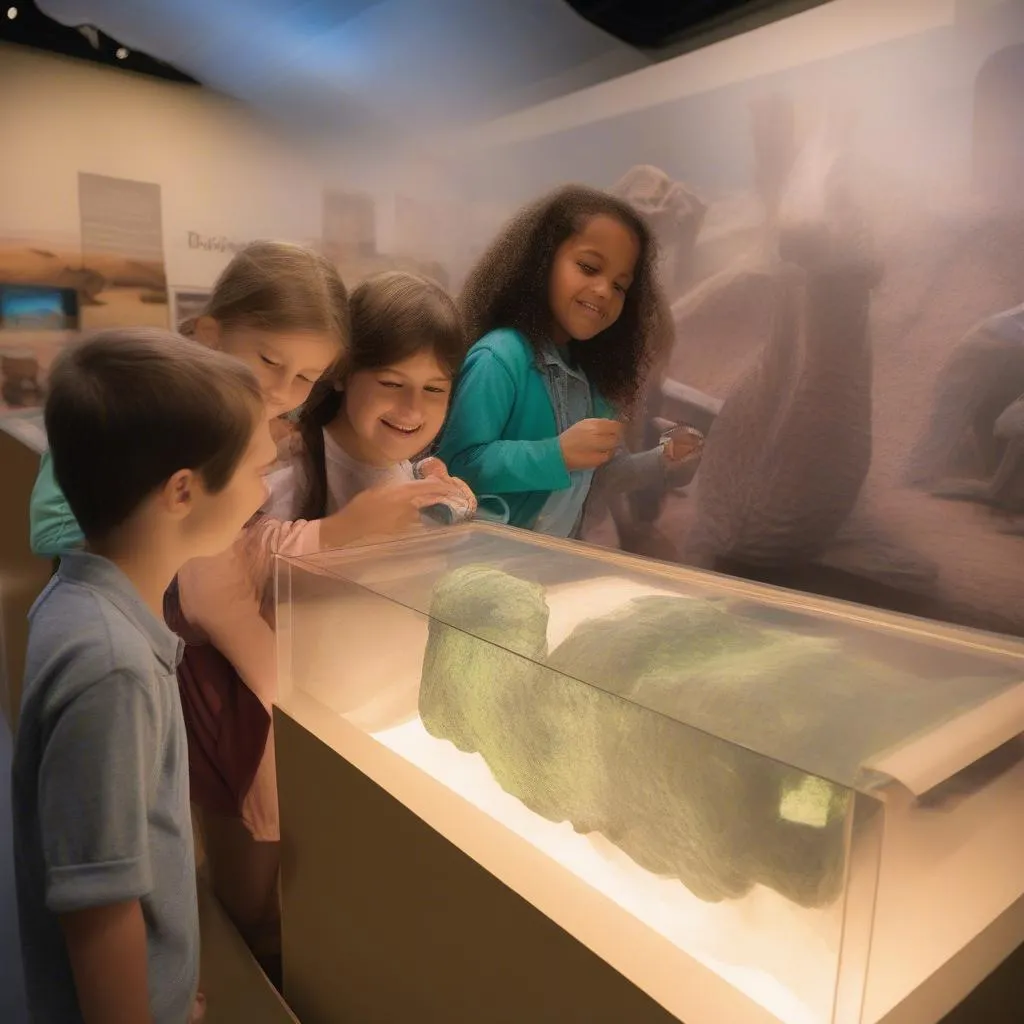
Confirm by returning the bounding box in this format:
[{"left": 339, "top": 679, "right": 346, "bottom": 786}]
[{"left": 419, "top": 567, "right": 1004, "bottom": 908}]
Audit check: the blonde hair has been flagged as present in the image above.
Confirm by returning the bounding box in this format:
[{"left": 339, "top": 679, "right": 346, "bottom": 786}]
[{"left": 179, "top": 241, "right": 349, "bottom": 346}]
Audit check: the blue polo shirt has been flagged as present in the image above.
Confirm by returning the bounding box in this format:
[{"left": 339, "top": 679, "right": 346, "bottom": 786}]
[{"left": 12, "top": 552, "right": 198, "bottom": 1024}]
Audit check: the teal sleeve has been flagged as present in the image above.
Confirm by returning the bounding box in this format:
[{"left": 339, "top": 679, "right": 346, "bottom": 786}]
[
  {"left": 29, "top": 450, "right": 85, "bottom": 558},
  {"left": 438, "top": 349, "right": 571, "bottom": 495}
]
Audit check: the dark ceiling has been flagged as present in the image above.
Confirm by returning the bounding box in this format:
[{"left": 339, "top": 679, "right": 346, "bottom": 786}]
[
  {"left": 2, "top": 0, "right": 825, "bottom": 143},
  {"left": 565, "top": 0, "right": 827, "bottom": 52},
  {"left": 0, "top": 1, "right": 197, "bottom": 82}
]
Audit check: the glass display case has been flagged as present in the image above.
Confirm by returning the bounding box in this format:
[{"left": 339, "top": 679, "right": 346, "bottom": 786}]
[{"left": 275, "top": 524, "right": 1024, "bottom": 1024}]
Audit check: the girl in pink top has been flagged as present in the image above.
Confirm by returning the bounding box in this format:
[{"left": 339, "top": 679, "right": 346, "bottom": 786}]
[
  {"left": 265, "top": 270, "right": 472, "bottom": 523},
  {"left": 166, "top": 246, "right": 465, "bottom": 980},
  {"left": 241, "top": 270, "right": 473, "bottom": 837}
]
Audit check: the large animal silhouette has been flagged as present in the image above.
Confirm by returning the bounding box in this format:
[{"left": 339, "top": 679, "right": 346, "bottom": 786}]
[{"left": 687, "top": 122, "right": 882, "bottom": 565}]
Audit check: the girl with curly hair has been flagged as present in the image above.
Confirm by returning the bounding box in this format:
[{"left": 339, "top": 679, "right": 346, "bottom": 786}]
[{"left": 437, "top": 184, "right": 702, "bottom": 538}]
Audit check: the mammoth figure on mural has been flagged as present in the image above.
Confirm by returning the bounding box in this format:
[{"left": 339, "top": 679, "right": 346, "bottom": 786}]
[
  {"left": 684, "top": 109, "right": 884, "bottom": 567},
  {"left": 602, "top": 98, "right": 802, "bottom": 554},
  {"left": 606, "top": 95, "right": 891, "bottom": 577},
  {"left": 598, "top": 96, "right": 942, "bottom": 598},
  {"left": 905, "top": 301, "right": 1024, "bottom": 524}
]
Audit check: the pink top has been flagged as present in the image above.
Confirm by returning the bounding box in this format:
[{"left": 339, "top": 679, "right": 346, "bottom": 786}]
[{"left": 177, "top": 516, "right": 322, "bottom": 841}]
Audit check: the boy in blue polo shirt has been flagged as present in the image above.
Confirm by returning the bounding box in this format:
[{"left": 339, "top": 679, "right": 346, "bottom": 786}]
[{"left": 12, "top": 327, "right": 275, "bottom": 1024}]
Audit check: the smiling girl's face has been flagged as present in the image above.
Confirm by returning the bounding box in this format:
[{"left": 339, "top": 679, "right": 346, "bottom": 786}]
[
  {"left": 333, "top": 349, "right": 453, "bottom": 467},
  {"left": 547, "top": 214, "right": 640, "bottom": 346},
  {"left": 200, "top": 320, "right": 342, "bottom": 420}
]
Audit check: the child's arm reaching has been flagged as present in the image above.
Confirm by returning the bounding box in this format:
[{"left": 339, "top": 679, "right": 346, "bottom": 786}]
[
  {"left": 180, "top": 479, "right": 470, "bottom": 715},
  {"left": 178, "top": 484, "right": 464, "bottom": 841},
  {"left": 597, "top": 435, "right": 702, "bottom": 492},
  {"left": 438, "top": 348, "right": 573, "bottom": 494},
  {"left": 318, "top": 479, "right": 462, "bottom": 548},
  {"left": 594, "top": 447, "right": 666, "bottom": 494},
  {"left": 589, "top": 427, "right": 703, "bottom": 507},
  {"left": 416, "top": 457, "right": 478, "bottom": 518}
]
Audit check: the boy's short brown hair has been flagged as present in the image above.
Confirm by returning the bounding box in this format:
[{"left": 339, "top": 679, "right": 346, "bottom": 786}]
[{"left": 46, "top": 327, "right": 263, "bottom": 543}]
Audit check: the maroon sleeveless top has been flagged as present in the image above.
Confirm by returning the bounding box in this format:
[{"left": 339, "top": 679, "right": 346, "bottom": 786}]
[{"left": 164, "top": 576, "right": 271, "bottom": 819}]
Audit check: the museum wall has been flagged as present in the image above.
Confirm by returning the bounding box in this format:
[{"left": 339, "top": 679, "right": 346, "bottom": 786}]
[
  {"left": 0, "top": 41, "right": 330, "bottom": 401},
  {"left": 0, "top": 43, "right": 328, "bottom": 292},
  {"left": 0, "top": 42, "right": 467, "bottom": 412},
  {"left": 6, "top": 3, "right": 1024, "bottom": 642},
  {"left": 451, "top": 0, "right": 1024, "bottom": 641}
]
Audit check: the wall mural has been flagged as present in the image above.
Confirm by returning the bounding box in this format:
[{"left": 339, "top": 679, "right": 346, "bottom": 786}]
[
  {"left": 76, "top": 172, "right": 169, "bottom": 331},
  {"left": 451, "top": 3, "right": 1024, "bottom": 641},
  {"left": 327, "top": 190, "right": 452, "bottom": 289},
  {"left": 0, "top": 173, "right": 169, "bottom": 413}
]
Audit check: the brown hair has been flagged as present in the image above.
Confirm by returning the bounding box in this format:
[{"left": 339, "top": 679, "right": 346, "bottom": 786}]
[
  {"left": 46, "top": 327, "right": 263, "bottom": 543},
  {"left": 295, "top": 271, "right": 466, "bottom": 520},
  {"left": 459, "top": 184, "right": 665, "bottom": 409},
  {"left": 178, "top": 240, "right": 350, "bottom": 349}
]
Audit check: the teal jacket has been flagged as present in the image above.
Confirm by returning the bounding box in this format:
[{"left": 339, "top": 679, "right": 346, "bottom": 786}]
[
  {"left": 437, "top": 329, "right": 614, "bottom": 530},
  {"left": 29, "top": 449, "right": 85, "bottom": 557}
]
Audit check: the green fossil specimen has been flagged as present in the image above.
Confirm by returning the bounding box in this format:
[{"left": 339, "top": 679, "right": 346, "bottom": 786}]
[
  {"left": 419, "top": 568, "right": 1005, "bottom": 908},
  {"left": 543, "top": 595, "right": 850, "bottom": 907}
]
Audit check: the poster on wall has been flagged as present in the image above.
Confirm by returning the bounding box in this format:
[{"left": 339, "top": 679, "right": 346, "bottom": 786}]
[
  {"left": 322, "top": 190, "right": 376, "bottom": 266},
  {"left": 454, "top": 3, "right": 1024, "bottom": 642},
  {"left": 324, "top": 190, "right": 455, "bottom": 287},
  {"left": 78, "top": 172, "right": 169, "bottom": 332},
  {"left": 392, "top": 195, "right": 456, "bottom": 286}
]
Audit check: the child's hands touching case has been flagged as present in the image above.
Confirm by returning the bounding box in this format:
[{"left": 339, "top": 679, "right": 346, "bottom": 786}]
[
  {"left": 321, "top": 478, "right": 465, "bottom": 548},
  {"left": 351, "top": 479, "right": 464, "bottom": 534},
  {"left": 415, "top": 457, "right": 478, "bottom": 516},
  {"left": 559, "top": 419, "right": 623, "bottom": 471}
]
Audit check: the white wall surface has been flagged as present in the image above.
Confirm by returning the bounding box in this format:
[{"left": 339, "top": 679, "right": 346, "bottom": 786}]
[{"left": 0, "top": 44, "right": 327, "bottom": 290}]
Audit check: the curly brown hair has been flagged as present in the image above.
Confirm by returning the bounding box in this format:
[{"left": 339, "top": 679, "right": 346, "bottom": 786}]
[{"left": 459, "top": 184, "right": 666, "bottom": 409}]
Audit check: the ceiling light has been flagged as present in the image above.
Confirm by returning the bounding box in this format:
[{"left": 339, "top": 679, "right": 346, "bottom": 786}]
[
  {"left": 116, "top": 47, "right": 129, "bottom": 60},
  {"left": 6, "top": 7, "right": 17, "bottom": 19}
]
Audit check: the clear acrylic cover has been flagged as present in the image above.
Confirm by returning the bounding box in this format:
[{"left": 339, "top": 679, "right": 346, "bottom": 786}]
[{"left": 276, "top": 524, "right": 1024, "bottom": 1024}]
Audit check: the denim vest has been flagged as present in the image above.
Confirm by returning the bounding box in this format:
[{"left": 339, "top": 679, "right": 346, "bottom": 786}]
[{"left": 533, "top": 344, "right": 594, "bottom": 538}]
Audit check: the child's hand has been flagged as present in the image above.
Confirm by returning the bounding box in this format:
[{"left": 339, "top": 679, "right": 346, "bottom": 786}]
[
  {"left": 321, "top": 478, "right": 471, "bottom": 548},
  {"left": 559, "top": 419, "right": 623, "bottom": 471},
  {"left": 347, "top": 479, "right": 466, "bottom": 536},
  {"left": 661, "top": 424, "right": 704, "bottom": 465},
  {"left": 415, "top": 457, "right": 478, "bottom": 515}
]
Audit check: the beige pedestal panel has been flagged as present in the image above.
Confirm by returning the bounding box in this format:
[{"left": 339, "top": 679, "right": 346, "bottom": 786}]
[
  {"left": 198, "top": 877, "right": 298, "bottom": 1024},
  {"left": 276, "top": 706, "right": 678, "bottom": 1024},
  {"left": 275, "top": 697, "right": 1024, "bottom": 1024}
]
